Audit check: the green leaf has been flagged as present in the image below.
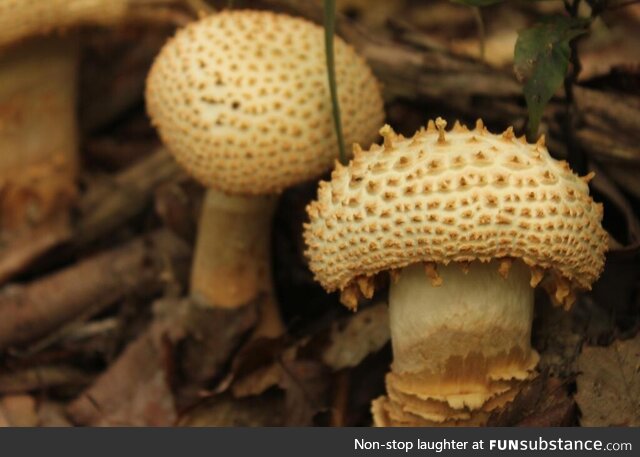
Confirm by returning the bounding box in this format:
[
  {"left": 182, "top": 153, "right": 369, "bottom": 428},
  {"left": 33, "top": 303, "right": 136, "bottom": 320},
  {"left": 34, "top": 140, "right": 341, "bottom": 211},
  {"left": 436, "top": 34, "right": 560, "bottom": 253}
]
[
  {"left": 323, "top": 0, "right": 347, "bottom": 165},
  {"left": 514, "top": 16, "right": 589, "bottom": 139},
  {"left": 450, "top": 0, "right": 504, "bottom": 6}
]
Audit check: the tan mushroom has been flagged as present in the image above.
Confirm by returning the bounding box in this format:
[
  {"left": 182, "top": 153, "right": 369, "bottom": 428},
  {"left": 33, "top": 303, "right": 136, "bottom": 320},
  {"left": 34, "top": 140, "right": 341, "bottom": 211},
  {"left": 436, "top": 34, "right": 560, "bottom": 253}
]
[
  {"left": 304, "top": 118, "right": 607, "bottom": 426},
  {"left": 0, "top": 0, "right": 177, "bottom": 248},
  {"left": 146, "top": 10, "right": 384, "bottom": 336}
]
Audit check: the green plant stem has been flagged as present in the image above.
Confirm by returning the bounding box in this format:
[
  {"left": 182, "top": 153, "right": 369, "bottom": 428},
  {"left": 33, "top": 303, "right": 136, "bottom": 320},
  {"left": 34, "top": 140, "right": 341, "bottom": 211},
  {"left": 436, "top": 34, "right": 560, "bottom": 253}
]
[
  {"left": 323, "top": 0, "right": 347, "bottom": 165},
  {"left": 563, "top": 0, "right": 587, "bottom": 174}
]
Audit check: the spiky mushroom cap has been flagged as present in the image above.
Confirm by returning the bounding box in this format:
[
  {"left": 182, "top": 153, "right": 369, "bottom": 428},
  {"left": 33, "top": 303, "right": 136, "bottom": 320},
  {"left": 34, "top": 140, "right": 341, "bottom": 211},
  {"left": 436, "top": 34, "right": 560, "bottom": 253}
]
[
  {"left": 145, "top": 10, "right": 385, "bottom": 196},
  {"left": 0, "top": 0, "right": 156, "bottom": 49},
  {"left": 304, "top": 118, "right": 608, "bottom": 309}
]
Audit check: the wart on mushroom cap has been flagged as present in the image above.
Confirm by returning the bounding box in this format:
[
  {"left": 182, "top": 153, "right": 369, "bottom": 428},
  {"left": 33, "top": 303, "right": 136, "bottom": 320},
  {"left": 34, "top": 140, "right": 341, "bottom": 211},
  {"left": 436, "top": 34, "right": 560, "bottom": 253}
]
[
  {"left": 145, "top": 10, "right": 384, "bottom": 335},
  {"left": 303, "top": 118, "right": 607, "bottom": 426}
]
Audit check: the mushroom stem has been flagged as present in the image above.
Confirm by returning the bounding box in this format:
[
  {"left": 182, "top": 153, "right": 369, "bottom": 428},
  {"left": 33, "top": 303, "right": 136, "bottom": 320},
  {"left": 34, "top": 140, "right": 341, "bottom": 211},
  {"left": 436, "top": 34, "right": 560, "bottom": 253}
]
[
  {"left": 377, "top": 259, "right": 538, "bottom": 425},
  {"left": 0, "top": 37, "right": 79, "bottom": 236},
  {"left": 190, "top": 189, "right": 283, "bottom": 337}
]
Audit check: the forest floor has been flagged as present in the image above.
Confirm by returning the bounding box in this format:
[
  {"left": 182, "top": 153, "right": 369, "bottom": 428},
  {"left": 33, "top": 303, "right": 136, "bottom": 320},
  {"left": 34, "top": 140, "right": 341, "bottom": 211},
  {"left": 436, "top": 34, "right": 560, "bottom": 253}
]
[{"left": 0, "top": 0, "right": 638, "bottom": 426}]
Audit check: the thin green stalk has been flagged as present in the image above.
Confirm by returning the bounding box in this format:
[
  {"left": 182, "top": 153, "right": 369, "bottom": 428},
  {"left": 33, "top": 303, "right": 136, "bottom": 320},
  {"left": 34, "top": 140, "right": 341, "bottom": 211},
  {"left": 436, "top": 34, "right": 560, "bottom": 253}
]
[
  {"left": 323, "top": 0, "right": 347, "bottom": 165},
  {"left": 563, "top": 0, "right": 586, "bottom": 174}
]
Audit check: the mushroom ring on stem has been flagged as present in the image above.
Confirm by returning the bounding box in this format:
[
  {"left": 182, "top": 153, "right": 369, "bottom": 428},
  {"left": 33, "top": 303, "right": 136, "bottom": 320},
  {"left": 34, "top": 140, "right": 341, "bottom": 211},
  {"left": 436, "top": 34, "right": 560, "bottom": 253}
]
[
  {"left": 303, "top": 118, "right": 608, "bottom": 426},
  {"left": 145, "top": 10, "right": 385, "bottom": 337}
]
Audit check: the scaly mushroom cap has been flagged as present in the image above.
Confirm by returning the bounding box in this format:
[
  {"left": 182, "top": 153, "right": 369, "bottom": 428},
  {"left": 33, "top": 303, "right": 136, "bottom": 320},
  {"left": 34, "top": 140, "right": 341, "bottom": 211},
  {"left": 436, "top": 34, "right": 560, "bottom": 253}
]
[
  {"left": 304, "top": 118, "right": 608, "bottom": 308},
  {"left": 146, "top": 10, "right": 384, "bottom": 195},
  {"left": 0, "top": 0, "right": 148, "bottom": 49}
]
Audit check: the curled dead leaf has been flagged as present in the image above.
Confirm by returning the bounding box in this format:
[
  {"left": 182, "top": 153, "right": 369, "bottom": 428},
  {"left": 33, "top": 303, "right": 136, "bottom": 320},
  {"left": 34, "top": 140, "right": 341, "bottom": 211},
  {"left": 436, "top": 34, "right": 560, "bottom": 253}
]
[
  {"left": 575, "top": 332, "right": 640, "bottom": 426},
  {"left": 322, "top": 302, "right": 390, "bottom": 371}
]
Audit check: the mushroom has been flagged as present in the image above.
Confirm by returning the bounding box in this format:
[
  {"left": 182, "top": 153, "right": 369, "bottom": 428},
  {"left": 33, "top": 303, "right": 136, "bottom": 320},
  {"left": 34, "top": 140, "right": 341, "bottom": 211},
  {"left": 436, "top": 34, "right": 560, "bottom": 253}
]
[
  {"left": 304, "top": 118, "right": 608, "bottom": 426},
  {"left": 0, "top": 0, "right": 177, "bottom": 244},
  {"left": 145, "top": 10, "right": 384, "bottom": 336}
]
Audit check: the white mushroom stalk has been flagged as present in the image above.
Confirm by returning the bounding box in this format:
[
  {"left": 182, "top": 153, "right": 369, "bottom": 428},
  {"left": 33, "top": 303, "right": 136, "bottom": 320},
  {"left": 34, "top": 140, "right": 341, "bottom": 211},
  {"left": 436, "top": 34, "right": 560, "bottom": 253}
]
[
  {"left": 145, "top": 10, "right": 384, "bottom": 336},
  {"left": 191, "top": 190, "right": 281, "bottom": 336},
  {"left": 304, "top": 119, "right": 608, "bottom": 426},
  {"left": 379, "top": 260, "right": 538, "bottom": 425}
]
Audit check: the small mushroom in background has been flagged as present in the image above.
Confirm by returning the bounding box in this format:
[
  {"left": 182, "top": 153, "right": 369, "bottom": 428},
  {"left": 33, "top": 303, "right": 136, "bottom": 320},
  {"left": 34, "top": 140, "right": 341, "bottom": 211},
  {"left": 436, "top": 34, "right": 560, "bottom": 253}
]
[
  {"left": 0, "top": 37, "right": 77, "bottom": 235},
  {"left": 0, "top": 0, "right": 179, "bottom": 261},
  {"left": 145, "top": 10, "right": 385, "bottom": 337},
  {"left": 304, "top": 118, "right": 608, "bottom": 426}
]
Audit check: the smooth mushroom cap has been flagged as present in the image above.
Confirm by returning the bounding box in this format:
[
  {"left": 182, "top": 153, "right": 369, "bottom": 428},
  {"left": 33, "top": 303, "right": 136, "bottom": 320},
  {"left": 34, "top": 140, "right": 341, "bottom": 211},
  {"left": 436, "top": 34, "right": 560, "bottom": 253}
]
[
  {"left": 146, "top": 10, "right": 384, "bottom": 195},
  {"left": 304, "top": 119, "right": 608, "bottom": 308}
]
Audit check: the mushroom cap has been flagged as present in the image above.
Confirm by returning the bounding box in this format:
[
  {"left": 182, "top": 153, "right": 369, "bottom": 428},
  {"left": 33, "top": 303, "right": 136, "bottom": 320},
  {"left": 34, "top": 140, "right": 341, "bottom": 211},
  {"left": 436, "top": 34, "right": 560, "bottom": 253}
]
[
  {"left": 0, "top": 0, "right": 136, "bottom": 49},
  {"left": 304, "top": 119, "right": 607, "bottom": 297},
  {"left": 145, "top": 10, "right": 384, "bottom": 195}
]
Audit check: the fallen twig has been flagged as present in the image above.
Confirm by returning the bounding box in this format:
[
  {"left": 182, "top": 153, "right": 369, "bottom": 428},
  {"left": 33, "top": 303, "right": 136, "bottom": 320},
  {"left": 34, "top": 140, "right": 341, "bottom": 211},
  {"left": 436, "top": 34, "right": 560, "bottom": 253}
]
[
  {"left": 0, "top": 229, "right": 190, "bottom": 350},
  {"left": 75, "top": 148, "right": 184, "bottom": 247}
]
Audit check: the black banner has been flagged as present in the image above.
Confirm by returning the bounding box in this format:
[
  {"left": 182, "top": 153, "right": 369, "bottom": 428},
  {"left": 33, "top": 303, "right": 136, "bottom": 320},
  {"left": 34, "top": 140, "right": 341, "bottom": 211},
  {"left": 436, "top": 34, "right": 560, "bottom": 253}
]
[{"left": 0, "top": 427, "right": 637, "bottom": 456}]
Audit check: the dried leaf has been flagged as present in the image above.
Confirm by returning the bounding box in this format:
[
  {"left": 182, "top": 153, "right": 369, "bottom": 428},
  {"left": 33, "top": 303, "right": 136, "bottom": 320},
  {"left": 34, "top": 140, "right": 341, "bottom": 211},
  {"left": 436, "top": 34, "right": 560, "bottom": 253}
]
[
  {"left": 0, "top": 395, "right": 38, "bottom": 427},
  {"left": 177, "top": 392, "right": 285, "bottom": 427},
  {"left": 279, "top": 357, "right": 329, "bottom": 426},
  {"left": 322, "top": 302, "right": 390, "bottom": 370},
  {"left": 231, "top": 341, "right": 329, "bottom": 426},
  {"left": 488, "top": 375, "right": 576, "bottom": 426},
  {"left": 575, "top": 333, "right": 640, "bottom": 426},
  {"left": 66, "top": 315, "right": 178, "bottom": 426},
  {"left": 229, "top": 336, "right": 287, "bottom": 394},
  {"left": 232, "top": 359, "right": 283, "bottom": 398},
  {"left": 174, "top": 300, "right": 258, "bottom": 405}
]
